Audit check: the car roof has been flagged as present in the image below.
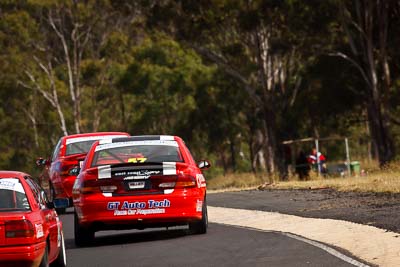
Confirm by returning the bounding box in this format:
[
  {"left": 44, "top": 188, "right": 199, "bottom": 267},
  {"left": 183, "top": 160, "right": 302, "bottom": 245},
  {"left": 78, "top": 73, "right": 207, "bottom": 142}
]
[
  {"left": 108, "top": 135, "right": 179, "bottom": 143},
  {"left": 0, "top": 171, "right": 27, "bottom": 179},
  {"left": 63, "top": 132, "right": 129, "bottom": 140}
]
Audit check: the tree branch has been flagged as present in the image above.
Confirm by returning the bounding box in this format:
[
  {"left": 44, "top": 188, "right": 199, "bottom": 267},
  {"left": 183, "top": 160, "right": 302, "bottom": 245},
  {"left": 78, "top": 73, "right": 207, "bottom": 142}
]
[
  {"left": 22, "top": 71, "right": 56, "bottom": 107},
  {"left": 328, "top": 52, "right": 372, "bottom": 90},
  {"left": 289, "top": 76, "right": 302, "bottom": 107},
  {"left": 387, "top": 111, "right": 400, "bottom": 126},
  {"left": 49, "top": 10, "right": 76, "bottom": 103}
]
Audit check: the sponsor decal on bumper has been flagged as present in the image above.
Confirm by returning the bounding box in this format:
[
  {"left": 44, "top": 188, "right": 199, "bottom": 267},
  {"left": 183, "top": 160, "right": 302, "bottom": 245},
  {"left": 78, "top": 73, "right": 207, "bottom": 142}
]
[{"left": 107, "top": 199, "right": 171, "bottom": 216}]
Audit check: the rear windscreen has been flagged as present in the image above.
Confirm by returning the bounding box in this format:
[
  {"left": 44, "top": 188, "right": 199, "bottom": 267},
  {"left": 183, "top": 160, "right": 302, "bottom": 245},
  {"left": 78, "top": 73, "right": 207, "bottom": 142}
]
[
  {"left": 66, "top": 140, "right": 97, "bottom": 156},
  {"left": 0, "top": 178, "right": 30, "bottom": 211},
  {"left": 65, "top": 135, "right": 128, "bottom": 156},
  {"left": 92, "top": 140, "right": 183, "bottom": 166}
]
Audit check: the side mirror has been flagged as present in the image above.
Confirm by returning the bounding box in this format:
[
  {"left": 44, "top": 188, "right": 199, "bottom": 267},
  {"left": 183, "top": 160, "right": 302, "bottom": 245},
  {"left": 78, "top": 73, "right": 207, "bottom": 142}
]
[
  {"left": 36, "top": 157, "right": 49, "bottom": 167},
  {"left": 69, "top": 166, "right": 80, "bottom": 176},
  {"left": 197, "top": 160, "right": 211, "bottom": 170}
]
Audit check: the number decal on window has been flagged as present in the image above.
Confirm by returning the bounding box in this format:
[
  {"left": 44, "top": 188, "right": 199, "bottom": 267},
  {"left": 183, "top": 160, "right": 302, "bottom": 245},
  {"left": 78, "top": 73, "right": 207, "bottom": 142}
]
[{"left": 128, "top": 158, "right": 147, "bottom": 163}]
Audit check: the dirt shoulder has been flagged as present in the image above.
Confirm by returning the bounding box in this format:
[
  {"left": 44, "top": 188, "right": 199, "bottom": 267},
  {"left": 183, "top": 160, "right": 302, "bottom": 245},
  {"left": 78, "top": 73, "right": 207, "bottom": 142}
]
[{"left": 207, "top": 188, "right": 400, "bottom": 233}]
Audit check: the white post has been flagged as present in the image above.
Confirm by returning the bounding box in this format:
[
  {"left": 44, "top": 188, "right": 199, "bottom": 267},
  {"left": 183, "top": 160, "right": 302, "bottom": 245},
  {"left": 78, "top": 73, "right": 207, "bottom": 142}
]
[
  {"left": 315, "top": 139, "right": 320, "bottom": 176},
  {"left": 345, "top": 138, "right": 351, "bottom": 177}
]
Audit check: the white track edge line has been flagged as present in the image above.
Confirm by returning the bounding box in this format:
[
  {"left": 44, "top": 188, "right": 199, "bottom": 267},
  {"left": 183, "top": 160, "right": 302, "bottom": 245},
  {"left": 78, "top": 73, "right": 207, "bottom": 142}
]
[
  {"left": 215, "top": 223, "right": 370, "bottom": 267},
  {"left": 283, "top": 231, "right": 370, "bottom": 267}
]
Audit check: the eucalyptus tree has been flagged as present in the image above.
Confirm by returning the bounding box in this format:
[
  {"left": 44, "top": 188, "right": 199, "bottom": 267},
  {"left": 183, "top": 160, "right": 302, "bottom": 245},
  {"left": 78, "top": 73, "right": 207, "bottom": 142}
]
[
  {"left": 16, "top": 0, "right": 140, "bottom": 134},
  {"left": 119, "top": 35, "right": 213, "bottom": 136},
  {"left": 145, "top": 0, "right": 338, "bottom": 177},
  {"left": 332, "top": 0, "right": 400, "bottom": 165}
]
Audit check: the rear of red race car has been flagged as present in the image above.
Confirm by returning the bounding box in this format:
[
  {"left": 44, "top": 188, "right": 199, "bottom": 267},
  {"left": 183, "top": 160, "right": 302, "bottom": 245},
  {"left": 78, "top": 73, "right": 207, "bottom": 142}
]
[
  {"left": 0, "top": 213, "right": 47, "bottom": 267},
  {"left": 0, "top": 173, "right": 66, "bottom": 267},
  {"left": 72, "top": 135, "right": 210, "bottom": 246}
]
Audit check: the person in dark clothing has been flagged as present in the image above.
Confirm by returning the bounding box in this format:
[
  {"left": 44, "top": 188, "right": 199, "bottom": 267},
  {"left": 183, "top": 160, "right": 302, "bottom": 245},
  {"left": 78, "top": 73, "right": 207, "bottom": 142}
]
[{"left": 295, "top": 150, "right": 310, "bottom": 180}]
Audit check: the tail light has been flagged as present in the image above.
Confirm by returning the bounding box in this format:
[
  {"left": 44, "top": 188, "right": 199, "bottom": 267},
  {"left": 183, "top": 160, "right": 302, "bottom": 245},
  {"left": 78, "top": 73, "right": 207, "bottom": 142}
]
[
  {"left": 79, "top": 168, "right": 99, "bottom": 194},
  {"left": 81, "top": 182, "right": 119, "bottom": 194},
  {"left": 153, "top": 174, "right": 197, "bottom": 189},
  {"left": 85, "top": 167, "right": 98, "bottom": 177},
  {"left": 80, "top": 180, "right": 102, "bottom": 194},
  {"left": 79, "top": 168, "right": 119, "bottom": 194},
  {"left": 175, "top": 174, "right": 197, "bottom": 188},
  {"left": 5, "top": 220, "right": 34, "bottom": 238}
]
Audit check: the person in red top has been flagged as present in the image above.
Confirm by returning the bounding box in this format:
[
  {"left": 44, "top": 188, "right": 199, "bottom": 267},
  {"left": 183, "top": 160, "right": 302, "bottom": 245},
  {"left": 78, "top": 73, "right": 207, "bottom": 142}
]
[{"left": 308, "top": 148, "right": 327, "bottom": 173}]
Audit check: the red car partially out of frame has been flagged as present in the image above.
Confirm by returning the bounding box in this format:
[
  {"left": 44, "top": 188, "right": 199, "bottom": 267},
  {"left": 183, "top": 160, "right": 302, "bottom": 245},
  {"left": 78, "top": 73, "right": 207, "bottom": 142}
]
[
  {"left": 0, "top": 171, "right": 66, "bottom": 267},
  {"left": 72, "top": 135, "right": 210, "bottom": 246},
  {"left": 37, "top": 132, "right": 130, "bottom": 212}
]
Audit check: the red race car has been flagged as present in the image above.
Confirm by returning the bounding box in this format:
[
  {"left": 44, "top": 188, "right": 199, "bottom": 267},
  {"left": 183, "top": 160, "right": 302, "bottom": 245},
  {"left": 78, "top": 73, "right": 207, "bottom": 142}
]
[
  {"left": 0, "top": 171, "right": 66, "bottom": 267},
  {"left": 37, "top": 132, "right": 130, "bottom": 213},
  {"left": 72, "top": 135, "right": 210, "bottom": 246}
]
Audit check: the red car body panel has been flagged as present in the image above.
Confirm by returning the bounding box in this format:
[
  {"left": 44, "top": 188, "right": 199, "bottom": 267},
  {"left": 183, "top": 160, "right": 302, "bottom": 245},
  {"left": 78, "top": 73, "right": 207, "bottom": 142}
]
[
  {"left": 73, "top": 135, "right": 207, "bottom": 232},
  {"left": 0, "top": 171, "right": 63, "bottom": 267},
  {"left": 48, "top": 132, "right": 130, "bottom": 202}
]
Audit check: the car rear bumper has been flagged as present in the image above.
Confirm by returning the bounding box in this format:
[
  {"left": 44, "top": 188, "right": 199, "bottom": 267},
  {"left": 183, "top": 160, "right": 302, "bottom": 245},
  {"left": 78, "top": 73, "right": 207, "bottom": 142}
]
[
  {"left": 74, "top": 191, "right": 205, "bottom": 229},
  {"left": 0, "top": 241, "right": 46, "bottom": 267}
]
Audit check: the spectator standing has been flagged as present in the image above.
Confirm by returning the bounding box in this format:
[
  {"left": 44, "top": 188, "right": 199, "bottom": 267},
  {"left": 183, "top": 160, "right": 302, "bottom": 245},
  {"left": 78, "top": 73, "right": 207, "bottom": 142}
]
[
  {"left": 308, "top": 148, "right": 327, "bottom": 173},
  {"left": 295, "top": 150, "right": 310, "bottom": 180}
]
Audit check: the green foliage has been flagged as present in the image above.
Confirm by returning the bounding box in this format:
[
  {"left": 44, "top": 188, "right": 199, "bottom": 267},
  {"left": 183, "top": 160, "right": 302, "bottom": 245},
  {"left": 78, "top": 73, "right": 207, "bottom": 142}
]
[
  {"left": 0, "top": 1, "right": 399, "bottom": 179},
  {"left": 119, "top": 35, "right": 212, "bottom": 137}
]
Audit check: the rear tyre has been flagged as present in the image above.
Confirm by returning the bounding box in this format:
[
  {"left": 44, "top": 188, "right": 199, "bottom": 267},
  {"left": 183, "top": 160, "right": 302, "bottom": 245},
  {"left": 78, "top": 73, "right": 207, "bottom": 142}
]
[
  {"left": 51, "top": 232, "right": 66, "bottom": 267},
  {"left": 189, "top": 201, "right": 208, "bottom": 235},
  {"left": 74, "top": 212, "right": 94, "bottom": 247},
  {"left": 39, "top": 243, "right": 49, "bottom": 267}
]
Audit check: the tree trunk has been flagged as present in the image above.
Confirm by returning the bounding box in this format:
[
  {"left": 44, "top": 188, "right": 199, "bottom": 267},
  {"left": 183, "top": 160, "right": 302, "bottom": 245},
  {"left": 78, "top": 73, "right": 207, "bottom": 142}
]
[
  {"left": 249, "top": 137, "right": 256, "bottom": 173},
  {"left": 229, "top": 136, "right": 236, "bottom": 172},
  {"left": 366, "top": 98, "right": 394, "bottom": 166},
  {"left": 253, "top": 129, "right": 266, "bottom": 172},
  {"left": 263, "top": 106, "right": 287, "bottom": 179},
  {"left": 337, "top": 0, "right": 395, "bottom": 167},
  {"left": 364, "top": 112, "right": 374, "bottom": 162},
  {"left": 220, "top": 149, "right": 228, "bottom": 175}
]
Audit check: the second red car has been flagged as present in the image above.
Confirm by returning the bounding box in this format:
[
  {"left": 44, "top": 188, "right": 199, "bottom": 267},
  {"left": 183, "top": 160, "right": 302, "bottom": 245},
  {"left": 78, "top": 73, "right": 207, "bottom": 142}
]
[{"left": 37, "top": 132, "right": 129, "bottom": 213}]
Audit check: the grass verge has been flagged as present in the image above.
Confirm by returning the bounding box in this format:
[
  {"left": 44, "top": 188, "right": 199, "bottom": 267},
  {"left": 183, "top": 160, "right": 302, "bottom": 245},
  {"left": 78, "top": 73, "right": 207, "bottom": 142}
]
[
  {"left": 270, "top": 173, "right": 400, "bottom": 193},
  {"left": 207, "top": 169, "right": 400, "bottom": 194},
  {"left": 207, "top": 172, "right": 271, "bottom": 191}
]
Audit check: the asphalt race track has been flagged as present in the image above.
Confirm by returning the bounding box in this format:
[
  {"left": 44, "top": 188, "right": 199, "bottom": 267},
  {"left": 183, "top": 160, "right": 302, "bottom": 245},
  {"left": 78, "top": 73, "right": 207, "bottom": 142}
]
[{"left": 59, "top": 206, "right": 360, "bottom": 267}]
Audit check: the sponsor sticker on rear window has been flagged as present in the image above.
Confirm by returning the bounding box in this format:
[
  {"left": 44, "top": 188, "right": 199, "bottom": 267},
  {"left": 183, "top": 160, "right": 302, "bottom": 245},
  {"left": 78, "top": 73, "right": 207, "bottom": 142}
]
[
  {"left": 0, "top": 178, "right": 29, "bottom": 211},
  {"left": 128, "top": 157, "right": 147, "bottom": 163},
  {"left": 0, "top": 178, "right": 25, "bottom": 193}
]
